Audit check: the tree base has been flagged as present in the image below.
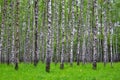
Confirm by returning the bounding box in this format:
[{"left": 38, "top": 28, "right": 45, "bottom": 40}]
[
  {"left": 77, "top": 62, "right": 80, "bottom": 65},
  {"left": 60, "top": 63, "right": 64, "bottom": 69},
  {"left": 46, "top": 57, "right": 50, "bottom": 72},
  {"left": 15, "top": 63, "right": 18, "bottom": 70},
  {"left": 34, "top": 59, "right": 38, "bottom": 66},
  {"left": 70, "top": 63, "right": 73, "bottom": 67},
  {"left": 93, "top": 61, "right": 97, "bottom": 70},
  {"left": 46, "top": 64, "right": 50, "bottom": 72}
]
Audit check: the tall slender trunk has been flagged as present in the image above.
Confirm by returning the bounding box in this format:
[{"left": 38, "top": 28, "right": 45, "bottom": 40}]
[
  {"left": 55, "top": 0, "right": 59, "bottom": 64},
  {"left": 0, "top": 0, "right": 6, "bottom": 63},
  {"left": 110, "top": 22, "right": 113, "bottom": 67},
  {"left": 51, "top": 3, "right": 54, "bottom": 62},
  {"left": 70, "top": 0, "right": 75, "bottom": 66},
  {"left": 76, "top": 0, "right": 80, "bottom": 65},
  {"left": 31, "top": 2, "right": 35, "bottom": 62},
  {"left": 11, "top": 1, "right": 15, "bottom": 64},
  {"left": 93, "top": 0, "right": 98, "bottom": 70},
  {"left": 15, "top": 0, "right": 20, "bottom": 70},
  {"left": 97, "top": 1, "right": 100, "bottom": 61},
  {"left": 107, "top": 0, "right": 113, "bottom": 67},
  {"left": 113, "top": 0, "right": 117, "bottom": 62},
  {"left": 34, "top": 0, "right": 39, "bottom": 66},
  {"left": 60, "top": 0, "right": 65, "bottom": 69},
  {"left": 46, "top": 0, "right": 52, "bottom": 72},
  {"left": 100, "top": 0, "right": 103, "bottom": 62},
  {"left": 7, "top": 0, "right": 12, "bottom": 65},
  {"left": 41, "top": 1, "right": 46, "bottom": 63},
  {"left": 103, "top": 0, "right": 108, "bottom": 67},
  {"left": 67, "top": 0, "right": 71, "bottom": 63},
  {"left": 80, "top": 0, "right": 86, "bottom": 64},
  {"left": 24, "top": 0, "right": 31, "bottom": 63},
  {"left": 115, "top": 28, "right": 118, "bottom": 61},
  {"left": 86, "top": 0, "right": 92, "bottom": 62}
]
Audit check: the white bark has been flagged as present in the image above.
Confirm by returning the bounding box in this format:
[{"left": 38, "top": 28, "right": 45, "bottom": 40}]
[
  {"left": 93, "top": 0, "right": 98, "bottom": 69},
  {"left": 24, "top": 0, "right": 31, "bottom": 62},
  {"left": 46, "top": 0, "right": 52, "bottom": 72},
  {"left": 7, "top": 0, "right": 13, "bottom": 64},
  {"left": 103, "top": 0, "right": 108, "bottom": 66},
  {"left": 15, "top": 0, "right": 20, "bottom": 70},
  {"left": 60, "top": 0, "right": 65, "bottom": 69},
  {"left": 108, "top": 0, "right": 113, "bottom": 67},
  {"left": 76, "top": 0, "right": 80, "bottom": 65},
  {"left": 0, "top": 3, "right": 5, "bottom": 63},
  {"left": 55, "top": 0, "right": 59, "bottom": 64},
  {"left": 34, "top": 0, "right": 39, "bottom": 66},
  {"left": 70, "top": 0, "right": 75, "bottom": 66},
  {"left": 10, "top": 1, "right": 15, "bottom": 63},
  {"left": 86, "top": 0, "right": 92, "bottom": 62},
  {"left": 110, "top": 22, "right": 113, "bottom": 67}
]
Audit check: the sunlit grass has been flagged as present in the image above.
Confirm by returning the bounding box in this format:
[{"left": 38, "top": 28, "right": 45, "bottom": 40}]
[{"left": 0, "top": 62, "right": 120, "bottom": 80}]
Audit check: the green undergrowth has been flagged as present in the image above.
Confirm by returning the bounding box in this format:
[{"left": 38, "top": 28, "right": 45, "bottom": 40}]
[{"left": 0, "top": 62, "right": 120, "bottom": 80}]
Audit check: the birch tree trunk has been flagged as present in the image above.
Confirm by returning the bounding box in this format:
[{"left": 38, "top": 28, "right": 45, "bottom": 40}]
[
  {"left": 86, "top": 0, "right": 92, "bottom": 62},
  {"left": 76, "top": 0, "right": 80, "bottom": 65},
  {"left": 110, "top": 22, "right": 113, "bottom": 67},
  {"left": 46, "top": 0, "right": 52, "bottom": 72},
  {"left": 51, "top": 2, "right": 54, "bottom": 62},
  {"left": 79, "top": 0, "right": 86, "bottom": 64},
  {"left": 55, "top": 0, "right": 59, "bottom": 64},
  {"left": 93, "top": 0, "right": 98, "bottom": 69},
  {"left": 70, "top": 0, "right": 75, "bottom": 66},
  {"left": 103, "top": 0, "right": 108, "bottom": 67},
  {"left": 24, "top": 0, "right": 31, "bottom": 63},
  {"left": 31, "top": 1, "right": 35, "bottom": 62},
  {"left": 7, "top": 0, "right": 13, "bottom": 65},
  {"left": 60, "top": 0, "right": 65, "bottom": 69},
  {"left": 0, "top": 0, "right": 6, "bottom": 63},
  {"left": 41, "top": 1, "right": 46, "bottom": 63},
  {"left": 108, "top": 0, "right": 113, "bottom": 67},
  {"left": 11, "top": 1, "right": 15, "bottom": 64},
  {"left": 15, "top": 0, "right": 20, "bottom": 70},
  {"left": 66, "top": 0, "right": 71, "bottom": 63},
  {"left": 100, "top": 0, "right": 103, "bottom": 62},
  {"left": 34, "top": 0, "right": 39, "bottom": 66}
]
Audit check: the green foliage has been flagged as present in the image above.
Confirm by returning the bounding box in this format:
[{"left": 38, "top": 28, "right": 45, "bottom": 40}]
[{"left": 0, "top": 62, "right": 120, "bottom": 80}]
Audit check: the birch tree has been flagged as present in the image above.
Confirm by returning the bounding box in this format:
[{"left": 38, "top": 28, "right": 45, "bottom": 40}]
[
  {"left": 46, "top": 0, "right": 52, "bottom": 72},
  {"left": 24, "top": 0, "right": 31, "bottom": 62},
  {"left": 66, "top": 0, "right": 71, "bottom": 63},
  {"left": 11, "top": 1, "right": 15, "bottom": 64},
  {"left": 93, "top": 0, "right": 98, "bottom": 69},
  {"left": 55, "top": 0, "right": 59, "bottom": 64},
  {"left": 34, "top": 0, "right": 39, "bottom": 66},
  {"left": 14, "top": 0, "right": 20, "bottom": 70},
  {"left": 7, "top": 0, "right": 13, "bottom": 65},
  {"left": 70, "top": 0, "right": 75, "bottom": 66},
  {"left": 0, "top": 0, "right": 6, "bottom": 63},
  {"left": 103, "top": 0, "right": 108, "bottom": 67},
  {"left": 76, "top": 0, "right": 80, "bottom": 65},
  {"left": 108, "top": 0, "right": 113, "bottom": 67},
  {"left": 86, "top": 0, "right": 92, "bottom": 62},
  {"left": 100, "top": 0, "right": 103, "bottom": 62},
  {"left": 60, "top": 0, "right": 65, "bottom": 69},
  {"left": 41, "top": 0, "right": 46, "bottom": 63}
]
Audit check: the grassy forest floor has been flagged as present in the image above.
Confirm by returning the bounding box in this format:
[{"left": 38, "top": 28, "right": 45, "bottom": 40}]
[{"left": 0, "top": 62, "right": 120, "bottom": 80}]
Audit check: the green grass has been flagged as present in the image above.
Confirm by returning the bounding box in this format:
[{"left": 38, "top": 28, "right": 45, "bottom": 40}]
[{"left": 0, "top": 62, "right": 120, "bottom": 80}]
